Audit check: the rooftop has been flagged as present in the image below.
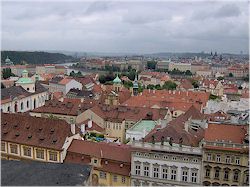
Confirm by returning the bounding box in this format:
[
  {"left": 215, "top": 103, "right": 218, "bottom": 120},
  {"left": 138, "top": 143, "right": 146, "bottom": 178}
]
[
  {"left": 1, "top": 113, "right": 72, "bottom": 151},
  {"left": 130, "top": 120, "right": 157, "bottom": 132}
]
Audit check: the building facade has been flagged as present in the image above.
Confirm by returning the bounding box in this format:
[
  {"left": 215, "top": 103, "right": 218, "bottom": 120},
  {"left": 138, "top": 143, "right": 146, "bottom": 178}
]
[{"left": 130, "top": 141, "right": 203, "bottom": 186}]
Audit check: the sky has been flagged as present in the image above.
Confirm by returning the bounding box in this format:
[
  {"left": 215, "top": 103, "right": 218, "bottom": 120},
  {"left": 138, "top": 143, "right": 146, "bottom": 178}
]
[{"left": 1, "top": 0, "right": 249, "bottom": 54}]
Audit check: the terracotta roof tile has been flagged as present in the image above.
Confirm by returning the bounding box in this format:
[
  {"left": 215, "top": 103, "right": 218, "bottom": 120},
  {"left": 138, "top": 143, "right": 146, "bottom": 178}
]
[
  {"left": 204, "top": 123, "right": 247, "bottom": 144},
  {"left": 1, "top": 113, "right": 72, "bottom": 150}
]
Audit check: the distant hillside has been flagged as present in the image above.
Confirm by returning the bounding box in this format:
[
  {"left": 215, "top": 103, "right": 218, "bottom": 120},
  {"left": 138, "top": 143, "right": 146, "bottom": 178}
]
[{"left": 1, "top": 51, "right": 74, "bottom": 65}]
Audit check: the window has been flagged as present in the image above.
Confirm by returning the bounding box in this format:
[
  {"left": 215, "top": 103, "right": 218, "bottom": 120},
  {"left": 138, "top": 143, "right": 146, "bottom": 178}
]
[
  {"left": 216, "top": 155, "right": 221, "bottom": 162},
  {"left": 27, "top": 101, "right": 29, "bottom": 108},
  {"left": 233, "top": 170, "right": 239, "bottom": 182},
  {"left": 49, "top": 151, "right": 58, "bottom": 161},
  {"left": 224, "top": 170, "right": 229, "bottom": 181},
  {"left": 113, "top": 175, "right": 117, "bottom": 182},
  {"left": 100, "top": 171, "right": 106, "bottom": 179},
  {"left": 205, "top": 168, "right": 210, "bottom": 178},
  {"left": 214, "top": 168, "right": 220, "bottom": 179},
  {"left": 144, "top": 165, "right": 149, "bottom": 177},
  {"left": 171, "top": 168, "right": 177, "bottom": 180},
  {"left": 235, "top": 157, "right": 240, "bottom": 165},
  {"left": 93, "top": 159, "right": 98, "bottom": 164},
  {"left": 225, "top": 156, "right": 231, "bottom": 164},
  {"left": 10, "top": 144, "right": 18, "bottom": 154},
  {"left": 36, "top": 149, "right": 44, "bottom": 159},
  {"left": 207, "top": 153, "right": 211, "bottom": 161},
  {"left": 172, "top": 157, "right": 177, "bottom": 161},
  {"left": 193, "top": 159, "right": 198, "bottom": 163},
  {"left": 182, "top": 170, "right": 188, "bottom": 182},
  {"left": 21, "top": 102, "right": 24, "bottom": 110},
  {"left": 183, "top": 158, "right": 189, "bottom": 162},
  {"left": 244, "top": 174, "right": 249, "bottom": 184},
  {"left": 135, "top": 164, "right": 141, "bottom": 175},
  {"left": 191, "top": 171, "right": 198, "bottom": 183},
  {"left": 121, "top": 176, "right": 126, "bottom": 183},
  {"left": 162, "top": 167, "right": 168, "bottom": 179},
  {"left": 23, "top": 146, "right": 32, "bottom": 157},
  {"left": 1, "top": 142, "right": 6, "bottom": 152},
  {"left": 153, "top": 166, "right": 159, "bottom": 178}
]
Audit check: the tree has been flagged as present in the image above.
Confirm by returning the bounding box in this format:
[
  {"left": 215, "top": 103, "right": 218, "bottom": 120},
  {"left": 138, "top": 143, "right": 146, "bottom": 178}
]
[
  {"left": 185, "top": 70, "right": 192, "bottom": 76},
  {"left": 147, "top": 84, "right": 155, "bottom": 90},
  {"left": 155, "top": 84, "right": 162, "bottom": 90},
  {"left": 147, "top": 61, "right": 157, "bottom": 70},
  {"left": 217, "top": 76, "right": 224, "bottom": 81},
  {"left": 162, "top": 81, "right": 177, "bottom": 90},
  {"left": 209, "top": 94, "right": 219, "bottom": 100},
  {"left": 191, "top": 80, "right": 199, "bottom": 88},
  {"left": 2, "top": 68, "right": 15, "bottom": 79},
  {"left": 229, "top": 73, "right": 234, "bottom": 77}
]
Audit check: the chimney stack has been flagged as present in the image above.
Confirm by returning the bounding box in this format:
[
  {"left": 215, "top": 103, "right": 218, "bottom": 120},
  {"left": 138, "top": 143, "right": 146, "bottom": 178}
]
[{"left": 70, "top": 123, "right": 76, "bottom": 135}]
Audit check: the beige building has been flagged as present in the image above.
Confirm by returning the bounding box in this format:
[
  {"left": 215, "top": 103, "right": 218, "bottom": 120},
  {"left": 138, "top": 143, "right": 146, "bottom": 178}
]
[
  {"left": 169, "top": 62, "right": 191, "bottom": 72},
  {"left": 201, "top": 124, "right": 249, "bottom": 186},
  {"left": 1, "top": 113, "right": 80, "bottom": 163}
]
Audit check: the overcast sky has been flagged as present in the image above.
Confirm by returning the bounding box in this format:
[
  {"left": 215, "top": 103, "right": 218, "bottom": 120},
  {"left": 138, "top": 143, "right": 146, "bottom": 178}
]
[{"left": 2, "top": 0, "right": 249, "bottom": 54}]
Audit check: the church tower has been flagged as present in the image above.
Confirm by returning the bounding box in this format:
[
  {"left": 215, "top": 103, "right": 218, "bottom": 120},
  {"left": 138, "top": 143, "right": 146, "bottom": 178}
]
[
  {"left": 133, "top": 74, "right": 139, "bottom": 96},
  {"left": 113, "top": 74, "right": 122, "bottom": 93}
]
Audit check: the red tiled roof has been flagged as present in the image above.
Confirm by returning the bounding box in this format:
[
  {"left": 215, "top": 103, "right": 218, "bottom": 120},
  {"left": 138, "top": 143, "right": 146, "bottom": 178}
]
[
  {"left": 31, "top": 99, "right": 96, "bottom": 116},
  {"left": 67, "top": 140, "right": 132, "bottom": 163},
  {"left": 204, "top": 124, "right": 247, "bottom": 144},
  {"left": 1, "top": 113, "right": 72, "bottom": 151},
  {"left": 59, "top": 78, "right": 72, "bottom": 85},
  {"left": 86, "top": 105, "right": 169, "bottom": 123},
  {"left": 144, "top": 105, "right": 205, "bottom": 147}
]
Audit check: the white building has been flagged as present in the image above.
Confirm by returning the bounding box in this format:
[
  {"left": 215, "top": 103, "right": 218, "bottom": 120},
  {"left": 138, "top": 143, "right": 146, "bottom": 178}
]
[
  {"left": 130, "top": 141, "right": 203, "bottom": 186},
  {"left": 1, "top": 70, "right": 49, "bottom": 113},
  {"left": 49, "top": 77, "right": 83, "bottom": 95}
]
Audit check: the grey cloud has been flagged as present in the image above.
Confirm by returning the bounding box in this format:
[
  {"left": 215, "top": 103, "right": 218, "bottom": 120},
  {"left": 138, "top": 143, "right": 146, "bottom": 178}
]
[
  {"left": 1, "top": 1, "right": 249, "bottom": 54},
  {"left": 214, "top": 4, "right": 241, "bottom": 18}
]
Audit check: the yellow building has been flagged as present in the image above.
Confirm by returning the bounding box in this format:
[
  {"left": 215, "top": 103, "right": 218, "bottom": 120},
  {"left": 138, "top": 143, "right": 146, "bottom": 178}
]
[
  {"left": 76, "top": 105, "right": 170, "bottom": 143},
  {"left": 202, "top": 123, "right": 249, "bottom": 186},
  {"left": 65, "top": 139, "right": 132, "bottom": 186},
  {"left": 1, "top": 113, "right": 79, "bottom": 163}
]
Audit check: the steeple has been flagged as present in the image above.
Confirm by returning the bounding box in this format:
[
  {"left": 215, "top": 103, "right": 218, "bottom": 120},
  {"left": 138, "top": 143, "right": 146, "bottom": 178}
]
[{"left": 133, "top": 73, "right": 139, "bottom": 96}]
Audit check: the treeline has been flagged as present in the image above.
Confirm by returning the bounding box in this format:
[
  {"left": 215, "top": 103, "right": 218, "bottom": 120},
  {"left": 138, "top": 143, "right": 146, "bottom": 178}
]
[{"left": 1, "top": 51, "right": 74, "bottom": 65}]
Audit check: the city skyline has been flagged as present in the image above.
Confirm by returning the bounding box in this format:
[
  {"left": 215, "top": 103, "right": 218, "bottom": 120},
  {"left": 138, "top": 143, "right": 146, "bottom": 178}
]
[{"left": 2, "top": 1, "right": 249, "bottom": 54}]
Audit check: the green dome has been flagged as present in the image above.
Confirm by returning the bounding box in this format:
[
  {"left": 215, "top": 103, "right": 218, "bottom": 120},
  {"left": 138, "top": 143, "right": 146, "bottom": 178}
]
[
  {"left": 22, "top": 70, "right": 28, "bottom": 74},
  {"left": 5, "top": 57, "right": 11, "bottom": 63},
  {"left": 113, "top": 75, "right": 121, "bottom": 84},
  {"left": 16, "top": 77, "right": 34, "bottom": 84}
]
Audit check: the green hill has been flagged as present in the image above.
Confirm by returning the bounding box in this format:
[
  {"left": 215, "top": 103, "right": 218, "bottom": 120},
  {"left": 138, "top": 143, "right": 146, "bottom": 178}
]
[{"left": 1, "top": 51, "right": 74, "bottom": 65}]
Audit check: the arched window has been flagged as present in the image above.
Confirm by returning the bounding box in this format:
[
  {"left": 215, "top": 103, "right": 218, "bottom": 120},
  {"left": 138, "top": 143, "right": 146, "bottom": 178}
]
[
  {"left": 27, "top": 87, "right": 30, "bottom": 91},
  {"left": 7, "top": 106, "right": 10, "bottom": 112},
  {"left": 27, "top": 100, "right": 29, "bottom": 108},
  {"left": 21, "top": 102, "right": 24, "bottom": 110}
]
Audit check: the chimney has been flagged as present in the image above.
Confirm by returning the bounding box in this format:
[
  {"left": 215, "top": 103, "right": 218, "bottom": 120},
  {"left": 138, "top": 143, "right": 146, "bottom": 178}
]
[
  {"left": 88, "top": 120, "right": 93, "bottom": 128},
  {"left": 81, "top": 124, "right": 85, "bottom": 134},
  {"left": 81, "top": 98, "right": 84, "bottom": 103},
  {"left": 71, "top": 123, "right": 76, "bottom": 135},
  {"left": 184, "top": 121, "right": 189, "bottom": 132}
]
